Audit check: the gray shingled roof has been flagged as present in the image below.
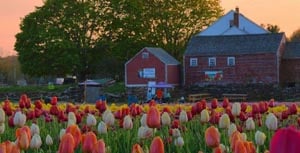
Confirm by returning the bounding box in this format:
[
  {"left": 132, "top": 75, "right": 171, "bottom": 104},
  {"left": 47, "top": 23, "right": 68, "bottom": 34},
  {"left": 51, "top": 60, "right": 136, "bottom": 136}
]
[
  {"left": 145, "top": 47, "right": 180, "bottom": 65},
  {"left": 283, "top": 42, "right": 300, "bottom": 59},
  {"left": 184, "top": 33, "right": 284, "bottom": 56}
]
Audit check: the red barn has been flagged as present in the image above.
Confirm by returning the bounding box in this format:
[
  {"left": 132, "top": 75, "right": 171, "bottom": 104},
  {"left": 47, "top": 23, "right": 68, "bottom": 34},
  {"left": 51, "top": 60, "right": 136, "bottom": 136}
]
[
  {"left": 125, "top": 47, "right": 180, "bottom": 87},
  {"left": 281, "top": 42, "right": 300, "bottom": 84}
]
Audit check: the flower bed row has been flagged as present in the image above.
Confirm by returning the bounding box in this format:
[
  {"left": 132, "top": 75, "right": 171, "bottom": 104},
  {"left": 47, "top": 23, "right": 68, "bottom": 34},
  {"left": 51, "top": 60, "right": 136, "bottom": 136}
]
[{"left": 0, "top": 94, "right": 300, "bottom": 153}]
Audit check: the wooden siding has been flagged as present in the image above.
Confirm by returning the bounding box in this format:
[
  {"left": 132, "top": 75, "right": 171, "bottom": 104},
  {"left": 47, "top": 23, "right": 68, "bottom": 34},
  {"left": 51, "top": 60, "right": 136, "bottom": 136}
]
[
  {"left": 166, "top": 65, "right": 180, "bottom": 84},
  {"left": 281, "top": 59, "right": 300, "bottom": 83},
  {"left": 184, "top": 53, "right": 279, "bottom": 86}
]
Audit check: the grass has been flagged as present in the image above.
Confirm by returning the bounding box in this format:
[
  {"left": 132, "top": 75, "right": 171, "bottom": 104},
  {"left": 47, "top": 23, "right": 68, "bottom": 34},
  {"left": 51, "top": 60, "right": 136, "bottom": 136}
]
[{"left": 0, "top": 84, "right": 74, "bottom": 93}]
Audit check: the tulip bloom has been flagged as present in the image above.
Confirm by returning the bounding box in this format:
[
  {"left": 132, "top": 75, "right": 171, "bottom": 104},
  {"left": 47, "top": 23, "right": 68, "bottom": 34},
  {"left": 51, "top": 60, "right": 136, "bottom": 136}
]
[
  {"left": 13, "top": 111, "right": 26, "bottom": 127},
  {"left": 66, "top": 125, "right": 82, "bottom": 148},
  {"left": 0, "top": 108, "right": 5, "bottom": 123},
  {"left": 200, "top": 109, "right": 210, "bottom": 123},
  {"left": 30, "top": 123, "right": 40, "bottom": 135},
  {"left": 245, "top": 118, "right": 255, "bottom": 131},
  {"left": 0, "top": 123, "right": 4, "bottom": 134},
  {"left": 92, "top": 139, "right": 106, "bottom": 153},
  {"left": 123, "top": 115, "right": 133, "bottom": 130},
  {"left": 205, "top": 126, "right": 220, "bottom": 148},
  {"left": 0, "top": 141, "right": 20, "bottom": 153},
  {"left": 97, "top": 121, "right": 107, "bottom": 134},
  {"left": 255, "top": 130, "right": 266, "bottom": 146},
  {"left": 86, "top": 114, "right": 97, "bottom": 127},
  {"left": 219, "top": 114, "right": 230, "bottom": 129},
  {"left": 45, "top": 134, "right": 53, "bottom": 146},
  {"left": 82, "top": 132, "right": 97, "bottom": 153},
  {"left": 270, "top": 126, "right": 300, "bottom": 153},
  {"left": 16, "top": 126, "right": 31, "bottom": 150},
  {"left": 147, "top": 106, "right": 161, "bottom": 128},
  {"left": 161, "top": 112, "right": 171, "bottom": 126},
  {"left": 232, "top": 103, "right": 241, "bottom": 116},
  {"left": 132, "top": 143, "right": 144, "bottom": 153},
  {"left": 174, "top": 136, "right": 184, "bottom": 147},
  {"left": 179, "top": 110, "right": 188, "bottom": 123},
  {"left": 265, "top": 113, "right": 278, "bottom": 130},
  {"left": 30, "top": 133, "right": 42, "bottom": 149},
  {"left": 58, "top": 133, "right": 75, "bottom": 153},
  {"left": 150, "top": 136, "right": 164, "bottom": 153}
]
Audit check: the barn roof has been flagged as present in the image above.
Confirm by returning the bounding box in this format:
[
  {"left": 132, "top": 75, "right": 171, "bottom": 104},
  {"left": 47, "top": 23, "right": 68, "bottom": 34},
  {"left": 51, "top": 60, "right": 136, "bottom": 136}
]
[
  {"left": 283, "top": 42, "right": 300, "bottom": 59},
  {"left": 184, "top": 33, "right": 285, "bottom": 56},
  {"left": 145, "top": 47, "right": 180, "bottom": 65}
]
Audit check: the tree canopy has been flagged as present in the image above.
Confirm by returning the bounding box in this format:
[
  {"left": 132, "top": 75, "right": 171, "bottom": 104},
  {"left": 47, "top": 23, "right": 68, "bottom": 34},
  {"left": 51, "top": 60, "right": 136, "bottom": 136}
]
[
  {"left": 15, "top": 0, "right": 223, "bottom": 80},
  {"left": 290, "top": 28, "right": 300, "bottom": 42}
]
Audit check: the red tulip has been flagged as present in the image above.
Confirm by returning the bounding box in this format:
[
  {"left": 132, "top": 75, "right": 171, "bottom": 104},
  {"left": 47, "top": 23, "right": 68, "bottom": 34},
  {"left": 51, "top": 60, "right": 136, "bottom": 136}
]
[
  {"left": 82, "top": 132, "right": 97, "bottom": 153},
  {"left": 270, "top": 126, "right": 300, "bottom": 153},
  {"left": 92, "top": 139, "right": 106, "bottom": 153},
  {"left": 251, "top": 103, "right": 260, "bottom": 114},
  {"left": 131, "top": 143, "right": 144, "bottom": 153},
  {"left": 147, "top": 106, "right": 161, "bottom": 128},
  {"left": 34, "top": 100, "right": 43, "bottom": 109},
  {"left": 205, "top": 126, "right": 220, "bottom": 148},
  {"left": 222, "top": 97, "right": 230, "bottom": 108},
  {"left": 58, "top": 133, "right": 75, "bottom": 153},
  {"left": 241, "top": 102, "right": 247, "bottom": 112},
  {"left": 150, "top": 136, "right": 164, "bottom": 153},
  {"left": 269, "top": 99, "right": 275, "bottom": 107},
  {"left": 288, "top": 103, "right": 297, "bottom": 115},
  {"left": 66, "top": 125, "right": 82, "bottom": 148},
  {"left": 211, "top": 98, "right": 218, "bottom": 109},
  {"left": 51, "top": 96, "right": 58, "bottom": 105},
  {"left": 171, "top": 119, "right": 180, "bottom": 129},
  {"left": 209, "top": 110, "right": 220, "bottom": 125},
  {"left": 95, "top": 100, "right": 107, "bottom": 113}
]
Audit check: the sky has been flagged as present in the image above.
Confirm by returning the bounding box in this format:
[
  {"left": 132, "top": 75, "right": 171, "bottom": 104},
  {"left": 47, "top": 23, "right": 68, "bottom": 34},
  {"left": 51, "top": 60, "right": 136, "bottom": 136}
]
[{"left": 0, "top": 0, "right": 300, "bottom": 57}]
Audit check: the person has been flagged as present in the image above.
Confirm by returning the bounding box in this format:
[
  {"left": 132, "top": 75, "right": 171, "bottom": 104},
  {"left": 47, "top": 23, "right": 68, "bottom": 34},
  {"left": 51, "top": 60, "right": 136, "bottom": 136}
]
[
  {"left": 179, "top": 96, "right": 185, "bottom": 103},
  {"left": 156, "top": 88, "right": 163, "bottom": 103},
  {"left": 164, "top": 91, "right": 171, "bottom": 103},
  {"left": 147, "top": 89, "right": 153, "bottom": 102}
]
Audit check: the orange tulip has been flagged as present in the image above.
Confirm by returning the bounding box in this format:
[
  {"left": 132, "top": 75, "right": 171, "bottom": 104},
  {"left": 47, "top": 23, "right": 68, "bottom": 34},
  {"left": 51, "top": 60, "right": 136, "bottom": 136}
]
[
  {"left": 132, "top": 143, "right": 144, "bottom": 153},
  {"left": 15, "top": 126, "right": 31, "bottom": 150},
  {"left": 66, "top": 124, "right": 82, "bottom": 148},
  {"left": 147, "top": 106, "right": 161, "bottom": 128},
  {"left": 234, "top": 140, "right": 247, "bottom": 153},
  {"left": 82, "top": 132, "right": 97, "bottom": 153},
  {"left": 58, "top": 133, "right": 75, "bottom": 153},
  {"left": 92, "top": 139, "right": 106, "bottom": 153},
  {"left": 243, "top": 141, "right": 256, "bottom": 153},
  {"left": 205, "top": 126, "right": 220, "bottom": 148},
  {"left": 0, "top": 141, "right": 19, "bottom": 153},
  {"left": 230, "top": 131, "right": 243, "bottom": 151},
  {"left": 150, "top": 136, "right": 164, "bottom": 153},
  {"left": 213, "top": 145, "right": 223, "bottom": 153},
  {"left": 0, "top": 143, "right": 6, "bottom": 153}
]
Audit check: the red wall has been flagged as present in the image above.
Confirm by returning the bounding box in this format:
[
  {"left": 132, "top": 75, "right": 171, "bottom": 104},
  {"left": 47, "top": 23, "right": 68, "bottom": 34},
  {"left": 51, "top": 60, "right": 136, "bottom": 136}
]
[
  {"left": 184, "top": 53, "right": 279, "bottom": 86},
  {"left": 281, "top": 59, "right": 300, "bottom": 83}
]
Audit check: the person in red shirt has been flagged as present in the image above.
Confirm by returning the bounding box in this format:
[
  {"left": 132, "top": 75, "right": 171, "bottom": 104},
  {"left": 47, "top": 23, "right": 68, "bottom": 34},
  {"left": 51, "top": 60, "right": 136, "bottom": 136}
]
[{"left": 156, "top": 88, "right": 163, "bottom": 103}]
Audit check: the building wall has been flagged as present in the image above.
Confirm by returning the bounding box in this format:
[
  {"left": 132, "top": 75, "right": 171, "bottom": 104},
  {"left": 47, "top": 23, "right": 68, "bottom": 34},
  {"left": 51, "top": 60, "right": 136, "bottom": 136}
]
[
  {"left": 126, "top": 51, "right": 166, "bottom": 86},
  {"left": 281, "top": 59, "right": 300, "bottom": 83},
  {"left": 166, "top": 65, "right": 180, "bottom": 85},
  {"left": 184, "top": 53, "right": 279, "bottom": 86}
]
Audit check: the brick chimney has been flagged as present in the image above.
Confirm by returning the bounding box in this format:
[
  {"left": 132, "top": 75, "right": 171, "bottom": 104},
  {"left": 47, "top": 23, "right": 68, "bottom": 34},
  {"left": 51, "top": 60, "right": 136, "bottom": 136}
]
[{"left": 233, "top": 7, "right": 239, "bottom": 27}]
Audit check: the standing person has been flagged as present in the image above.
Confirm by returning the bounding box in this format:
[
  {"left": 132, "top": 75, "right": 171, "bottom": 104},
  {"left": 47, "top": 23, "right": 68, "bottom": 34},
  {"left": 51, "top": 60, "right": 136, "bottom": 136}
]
[{"left": 156, "top": 88, "right": 163, "bottom": 103}]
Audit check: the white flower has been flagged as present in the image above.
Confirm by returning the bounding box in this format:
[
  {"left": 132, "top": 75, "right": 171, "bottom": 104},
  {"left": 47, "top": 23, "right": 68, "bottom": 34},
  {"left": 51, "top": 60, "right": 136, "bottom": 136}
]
[
  {"left": 67, "top": 112, "right": 77, "bottom": 126},
  {"left": 179, "top": 110, "right": 188, "bottom": 123},
  {"left": 103, "top": 112, "right": 115, "bottom": 127},
  {"left": 228, "top": 123, "right": 237, "bottom": 136},
  {"left": 0, "top": 123, "right": 5, "bottom": 134},
  {"left": 97, "top": 121, "right": 107, "bottom": 134},
  {"left": 232, "top": 103, "right": 241, "bottom": 116},
  {"left": 172, "top": 128, "right": 181, "bottom": 137},
  {"left": 45, "top": 134, "right": 53, "bottom": 146},
  {"left": 13, "top": 111, "right": 26, "bottom": 127},
  {"left": 140, "top": 114, "right": 147, "bottom": 127},
  {"left": 200, "top": 109, "right": 210, "bottom": 123},
  {"left": 123, "top": 115, "right": 133, "bottom": 130},
  {"left": 86, "top": 114, "right": 97, "bottom": 127},
  {"left": 245, "top": 118, "right": 255, "bottom": 131},
  {"left": 241, "top": 133, "right": 247, "bottom": 141},
  {"left": 265, "top": 113, "right": 278, "bottom": 130},
  {"left": 138, "top": 126, "right": 153, "bottom": 139},
  {"left": 30, "top": 134, "right": 42, "bottom": 149},
  {"left": 255, "top": 130, "right": 266, "bottom": 146},
  {"left": 219, "top": 114, "right": 230, "bottom": 129},
  {"left": 30, "top": 123, "right": 40, "bottom": 135},
  {"left": 161, "top": 112, "right": 171, "bottom": 126},
  {"left": 174, "top": 136, "right": 184, "bottom": 147},
  {"left": 59, "top": 129, "right": 66, "bottom": 141},
  {"left": 0, "top": 107, "right": 5, "bottom": 123},
  {"left": 102, "top": 110, "right": 112, "bottom": 121}
]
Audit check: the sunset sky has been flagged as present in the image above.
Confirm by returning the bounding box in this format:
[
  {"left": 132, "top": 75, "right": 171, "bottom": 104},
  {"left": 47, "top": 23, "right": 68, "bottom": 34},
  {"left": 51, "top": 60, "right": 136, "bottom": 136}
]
[{"left": 0, "top": 0, "right": 300, "bottom": 57}]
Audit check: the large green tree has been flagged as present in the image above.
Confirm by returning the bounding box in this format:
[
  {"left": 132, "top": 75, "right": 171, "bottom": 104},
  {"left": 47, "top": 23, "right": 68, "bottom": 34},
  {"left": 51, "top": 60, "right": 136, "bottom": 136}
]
[{"left": 15, "top": 0, "right": 223, "bottom": 80}]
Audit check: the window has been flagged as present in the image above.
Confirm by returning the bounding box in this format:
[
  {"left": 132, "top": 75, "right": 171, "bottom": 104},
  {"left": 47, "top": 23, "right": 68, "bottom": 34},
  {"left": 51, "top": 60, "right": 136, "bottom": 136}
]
[
  {"left": 227, "top": 57, "right": 235, "bottom": 66},
  {"left": 138, "top": 68, "right": 155, "bottom": 78},
  {"left": 208, "top": 57, "right": 216, "bottom": 67},
  {"left": 142, "top": 52, "right": 149, "bottom": 59},
  {"left": 189, "top": 58, "right": 198, "bottom": 67}
]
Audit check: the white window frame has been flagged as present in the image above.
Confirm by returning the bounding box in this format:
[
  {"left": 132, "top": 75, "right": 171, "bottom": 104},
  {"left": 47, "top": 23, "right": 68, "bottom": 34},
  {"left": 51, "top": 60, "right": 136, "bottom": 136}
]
[
  {"left": 227, "top": 57, "right": 235, "bottom": 66},
  {"left": 189, "top": 58, "right": 198, "bottom": 67},
  {"left": 208, "top": 57, "right": 216, "bottom": 67},
  {"left": 142, "top": 52, "right": 149, "bottom": 59}
]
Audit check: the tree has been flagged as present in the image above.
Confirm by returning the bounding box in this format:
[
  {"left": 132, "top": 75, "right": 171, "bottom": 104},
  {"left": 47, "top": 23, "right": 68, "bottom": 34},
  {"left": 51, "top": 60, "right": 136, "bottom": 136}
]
[
  {"left": 15, "top": 0, "right": 223, "bottom": 80},
  {"left": 266, "top": 24, "right": 281, "bottom": 33},
  {"left": 290, "top": 28, "right": 300, "bottom": 42}
]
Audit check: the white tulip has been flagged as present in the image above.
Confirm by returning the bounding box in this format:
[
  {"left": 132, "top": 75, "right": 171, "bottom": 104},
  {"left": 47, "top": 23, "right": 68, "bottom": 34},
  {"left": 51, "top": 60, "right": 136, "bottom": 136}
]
[
  {"left": 265, "top": 113, "right": 278, "bottom": 130},
  {"left": 30, "top": 123, "right": 40, "bottom": 135},
  {"left": 245, "top": 117, "right": 255, "bottom": 131},
  {"left": 97, "top": 121, "right": 107, "bottom": 134},
  {"left": 179, "top": 110, "right": 188, "bottom": 123},
  {"left": 45, "top": 134, "right": 53, "bottom": 146},
  {"left": 13, "top": 111, "right": 26, "bottom": 127},
  {"left": 255, "top": 130, "right": 266, "bottom": 146},
  {"left": 59, "top": 129, "right": 66, "bottom": 141},
  {"left": 67, "top": 112, "right": 77, "bottom": 126},
  {"left": 140, "top": 114, "right": 147, "bottom": 127},
  {"left": 241, "top": 133, "right": 247, "bottom": 141},
  {"left": 232, "top": 103, "right": 241, "bottom": 116},
  {"left": 172, "top": 128, "right": 181, "bottom": 137},
  {"left": 228, "top": 123, "right": 237, "bottom": 136},
  {"left": 138, "top": 126, "right": 153, "bottom": 139},
  {"left": 219, "top": 114, "right": 230, "bottom": 129},
  {"left": 0, "top": 107, "right": 5, "bottom": 123},
  {"left": 161, "top": 112, "right": 171, "bottom": 126},
  {"left": 86, "top": 114, "right": 97, "bottom": 127},
  {"left": 30, "top": 134, "right": 42, "bottom": 149},
  {"left": 102, "top": 110, "right": 112, "bottom": 121},
  {"left": 123, "top": 115, "right": 133, "bottom": 130},
  {"left": 200, "top": 109, "right": 210, "bottom": 123},
  {"left": 174, "top": 136, "right": 184, "bottom": 147},
  {"left": 103, "top": 112, "right": 115, "bottom": 127}
]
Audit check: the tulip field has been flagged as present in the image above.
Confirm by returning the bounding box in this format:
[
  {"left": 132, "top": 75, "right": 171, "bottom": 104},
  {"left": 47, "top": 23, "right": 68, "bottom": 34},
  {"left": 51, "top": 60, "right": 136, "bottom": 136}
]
[{"left": 1, "top": 94, "right": 300, "bottom": 153}]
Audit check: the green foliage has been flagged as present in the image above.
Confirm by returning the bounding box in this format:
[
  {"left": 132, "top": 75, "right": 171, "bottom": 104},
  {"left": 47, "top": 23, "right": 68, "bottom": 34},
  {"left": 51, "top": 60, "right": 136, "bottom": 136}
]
[
  {"left": 290, "top": 28, "right": 300, "bottom": 42},
  {"left": 0, "top": 84, "right": 73, "bottom": 93},
  {"left": 15, "top": 0, "right": 223, "bottom": 80},
  {"left": 103, "top": 82, "right": 125, "bottom": 93}
]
